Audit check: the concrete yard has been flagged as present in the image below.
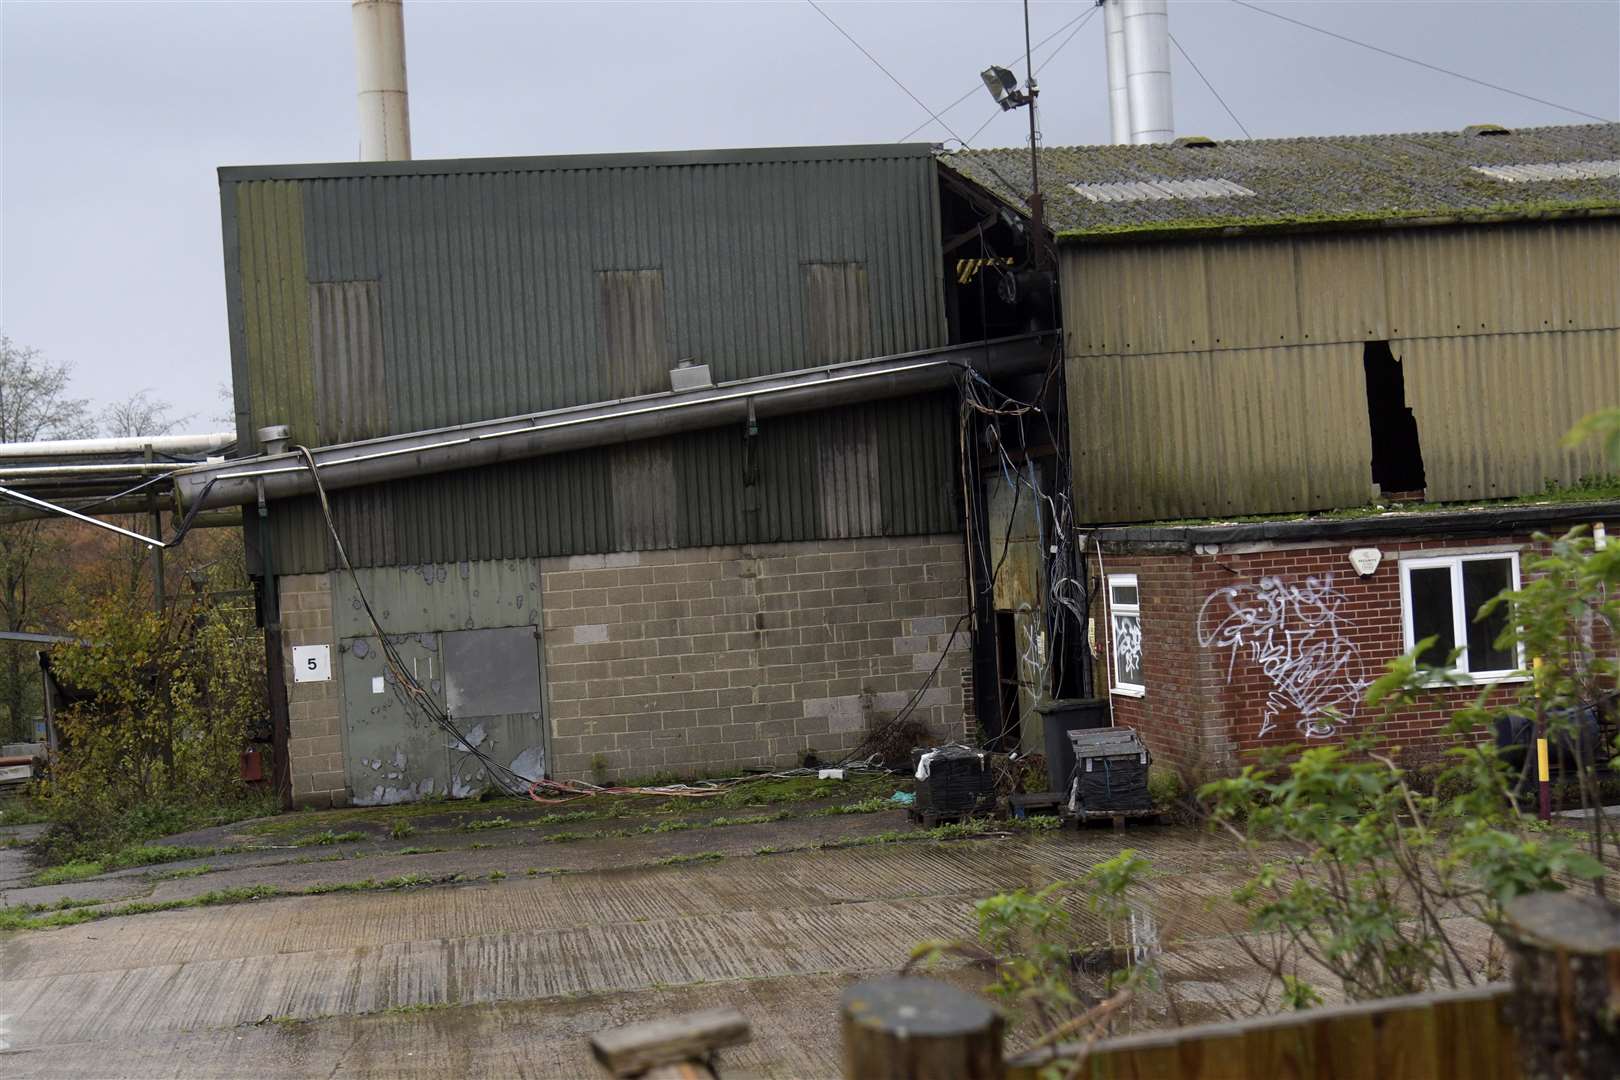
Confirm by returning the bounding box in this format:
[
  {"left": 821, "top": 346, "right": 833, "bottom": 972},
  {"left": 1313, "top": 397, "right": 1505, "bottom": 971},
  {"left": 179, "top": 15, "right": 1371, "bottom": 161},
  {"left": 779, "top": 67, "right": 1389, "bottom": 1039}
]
[{"left": 0, "top": 783, "right": 1402, "bottom": 1078}]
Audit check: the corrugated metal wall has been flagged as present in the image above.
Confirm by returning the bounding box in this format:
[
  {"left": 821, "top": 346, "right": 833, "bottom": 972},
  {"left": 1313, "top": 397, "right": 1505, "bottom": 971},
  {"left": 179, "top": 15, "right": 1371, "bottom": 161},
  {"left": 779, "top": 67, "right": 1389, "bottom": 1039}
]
[
  {"left": 263, "top": 393, "right": 959, "bottom": 574},
  {"left": 220, "top": 146, "right": 955, "bottom": 570},
  {"left": 1061, "top": 219, "right": 1620, "bottom": 522}
]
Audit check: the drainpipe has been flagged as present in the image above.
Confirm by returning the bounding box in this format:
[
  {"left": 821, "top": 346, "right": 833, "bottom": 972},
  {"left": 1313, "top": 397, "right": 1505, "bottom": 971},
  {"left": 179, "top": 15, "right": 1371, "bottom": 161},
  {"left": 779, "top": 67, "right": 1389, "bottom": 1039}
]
[
  {"left": 1121, "top": 0, "right": 1174, "bottom": 144},
  {"left": 353, "top": 0, "right": 411, "bottom": 161}
]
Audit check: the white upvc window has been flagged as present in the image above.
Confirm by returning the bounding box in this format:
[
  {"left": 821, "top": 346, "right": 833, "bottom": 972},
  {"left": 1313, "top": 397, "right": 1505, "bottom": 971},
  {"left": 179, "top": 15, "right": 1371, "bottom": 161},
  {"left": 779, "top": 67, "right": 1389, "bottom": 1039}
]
[
  {"left": 1399, "top": 551, "right": 1525, "bottom": 682},
  {"left": 1108, "top": 573, "right": 1145, "bottom": 697}
]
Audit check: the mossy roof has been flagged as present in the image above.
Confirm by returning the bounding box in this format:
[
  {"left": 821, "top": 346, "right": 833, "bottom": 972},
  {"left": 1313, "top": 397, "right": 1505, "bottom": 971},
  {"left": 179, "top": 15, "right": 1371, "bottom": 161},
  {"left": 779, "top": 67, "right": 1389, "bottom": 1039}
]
[{"left": 940, "top": 123, "right": 1620, "bottom": 243}]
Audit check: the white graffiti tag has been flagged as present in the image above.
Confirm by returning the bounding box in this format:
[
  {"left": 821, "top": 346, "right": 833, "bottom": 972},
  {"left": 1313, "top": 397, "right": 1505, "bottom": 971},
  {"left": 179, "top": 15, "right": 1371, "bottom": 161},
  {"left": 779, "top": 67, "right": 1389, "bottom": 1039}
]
[{"left": 1196, "top": 575, "right": 1369, "bottom": 739}]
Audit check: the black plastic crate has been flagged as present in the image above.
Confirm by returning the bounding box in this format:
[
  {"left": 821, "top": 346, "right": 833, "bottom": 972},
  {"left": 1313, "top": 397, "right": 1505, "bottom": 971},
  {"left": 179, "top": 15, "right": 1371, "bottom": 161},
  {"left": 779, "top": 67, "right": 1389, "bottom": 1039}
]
[
  {"left": 1068, "top": 728, "right": 1152, "bottom": 813},
  {"left": 911, "top": 745, "right": 996, "bottom": 817}
]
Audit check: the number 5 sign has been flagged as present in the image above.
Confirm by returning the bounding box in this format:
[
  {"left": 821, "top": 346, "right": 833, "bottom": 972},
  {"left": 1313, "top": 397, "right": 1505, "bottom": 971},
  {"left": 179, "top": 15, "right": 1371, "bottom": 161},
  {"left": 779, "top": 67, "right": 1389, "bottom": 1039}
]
[{"left": 292, "top": 644, "right": 332, "bottom": 683}]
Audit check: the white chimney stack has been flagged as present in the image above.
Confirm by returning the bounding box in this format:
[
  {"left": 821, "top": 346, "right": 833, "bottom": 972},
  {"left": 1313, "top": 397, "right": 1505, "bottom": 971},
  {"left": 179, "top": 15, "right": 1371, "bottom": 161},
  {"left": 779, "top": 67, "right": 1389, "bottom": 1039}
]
[
  {"left": 352, "top": 0, "right": 412, "bottom": 161},
  {"left": 1120, "top": 0, "right": 1174, "bottom": 144},
  {"left": 1103, "top": 1, "right": 1131, "bottom": 145}
]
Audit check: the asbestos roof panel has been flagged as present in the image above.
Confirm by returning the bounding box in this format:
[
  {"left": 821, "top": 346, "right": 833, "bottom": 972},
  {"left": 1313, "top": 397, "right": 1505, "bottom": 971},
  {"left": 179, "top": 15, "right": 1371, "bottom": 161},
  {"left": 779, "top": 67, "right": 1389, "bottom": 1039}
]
[
  {"left": 941, "top": 123, "right": 1620, "bottom": 241},
  {"left": 1472, "top": 159, "right": 1620, "bottom": 182}
]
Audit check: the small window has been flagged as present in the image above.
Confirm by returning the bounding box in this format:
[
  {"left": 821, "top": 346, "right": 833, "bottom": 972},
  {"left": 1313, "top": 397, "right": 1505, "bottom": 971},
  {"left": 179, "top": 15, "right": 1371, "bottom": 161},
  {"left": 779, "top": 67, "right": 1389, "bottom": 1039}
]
[
  {"left": 1108, "top": 573, "right": 1144, "bottom": 697},
  {"left": 1400, "top": 553, "right": 1522, "bottom": 680}
]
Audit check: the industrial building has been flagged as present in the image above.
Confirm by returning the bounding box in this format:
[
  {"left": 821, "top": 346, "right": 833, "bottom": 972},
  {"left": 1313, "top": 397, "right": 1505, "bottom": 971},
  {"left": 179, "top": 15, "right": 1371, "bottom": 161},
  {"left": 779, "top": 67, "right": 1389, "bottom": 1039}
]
[
  {"left": 186, "top": 143, "right": 1059, "bottom": 806},
  {"left": 944, "top": 121, "right": 1620, "bottom": 774}
]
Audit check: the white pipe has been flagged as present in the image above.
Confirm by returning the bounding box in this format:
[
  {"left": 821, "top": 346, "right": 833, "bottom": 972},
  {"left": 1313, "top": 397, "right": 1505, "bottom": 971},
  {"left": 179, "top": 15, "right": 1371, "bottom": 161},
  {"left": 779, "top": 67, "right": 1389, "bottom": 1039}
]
[
  {"left": 352, "top": 0, "right": 411, "bottom": 162},
  {"left": 0, "top": 433, "right": 235, "bottom": 459},
  {"left": 1121, "top": 0, "right": 1174, "bottom": 144},
  {"left": 1103, "top": 1, "right": 1131, "bottom": 145}
]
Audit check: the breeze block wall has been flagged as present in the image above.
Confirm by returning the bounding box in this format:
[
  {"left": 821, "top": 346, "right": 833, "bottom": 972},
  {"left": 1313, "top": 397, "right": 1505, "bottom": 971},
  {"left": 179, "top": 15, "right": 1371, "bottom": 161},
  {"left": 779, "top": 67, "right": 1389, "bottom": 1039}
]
[
  {"left": 538, "top": 535, "right": 971, "bottom": 782},
  {"left": 1097, "top": 531, "right": 1556, "bottom": 780},
  {"left": 276, "top": 572, "right": 346, "bottom": 808}
]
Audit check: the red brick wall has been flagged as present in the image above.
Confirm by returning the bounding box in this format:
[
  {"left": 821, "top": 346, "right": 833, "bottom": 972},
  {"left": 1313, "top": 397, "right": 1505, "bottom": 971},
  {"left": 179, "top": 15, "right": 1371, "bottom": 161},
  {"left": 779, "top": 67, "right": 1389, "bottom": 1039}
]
[{"left": 1095, "top": 532, "right": 1552, "bottom": 779}]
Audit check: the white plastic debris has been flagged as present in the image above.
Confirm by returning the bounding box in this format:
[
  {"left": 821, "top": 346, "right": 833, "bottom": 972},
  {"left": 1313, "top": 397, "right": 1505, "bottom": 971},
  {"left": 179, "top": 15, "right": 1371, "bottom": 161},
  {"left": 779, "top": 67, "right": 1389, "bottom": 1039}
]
[{"left": 818, "top": 768, "right": 845, "bottom": 780}]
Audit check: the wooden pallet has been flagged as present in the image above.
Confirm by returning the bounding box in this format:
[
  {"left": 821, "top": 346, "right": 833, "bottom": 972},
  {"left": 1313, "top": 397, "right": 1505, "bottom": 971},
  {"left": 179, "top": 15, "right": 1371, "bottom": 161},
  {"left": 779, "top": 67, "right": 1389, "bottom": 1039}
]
[
  {"left": 907, "top": 806, "right": 990, "bottom": 829},
  {"left": 1064, "top": 807, "right": 1160, "bottom": 831}
]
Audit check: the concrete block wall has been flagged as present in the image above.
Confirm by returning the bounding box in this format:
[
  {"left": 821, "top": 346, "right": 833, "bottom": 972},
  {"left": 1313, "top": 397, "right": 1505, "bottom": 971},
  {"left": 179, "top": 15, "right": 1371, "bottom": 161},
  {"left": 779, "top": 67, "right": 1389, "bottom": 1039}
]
[
  {"left": 539, "top": 535, "right": 970, "bottom": 782},
  {"left": 277, "top": 573, "right": 347, "bottom": 808}
]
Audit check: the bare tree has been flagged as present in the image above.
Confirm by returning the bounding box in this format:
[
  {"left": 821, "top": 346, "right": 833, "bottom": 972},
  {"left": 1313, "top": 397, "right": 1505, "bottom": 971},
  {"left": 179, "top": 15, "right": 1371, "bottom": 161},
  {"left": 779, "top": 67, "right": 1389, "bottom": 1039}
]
[
  {"left": 99, "top": 390, "right": 189, "bottom": 598},
  {"left": 0, "top": 335, "right": 93, "bottom": 740}
]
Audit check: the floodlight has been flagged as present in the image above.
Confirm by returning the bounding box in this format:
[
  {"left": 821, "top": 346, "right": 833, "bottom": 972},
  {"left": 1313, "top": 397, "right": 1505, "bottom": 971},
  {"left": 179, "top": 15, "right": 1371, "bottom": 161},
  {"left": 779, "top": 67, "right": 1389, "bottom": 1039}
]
[{"left": 980, "top": 66, "right": 1027, "bottom": 111}]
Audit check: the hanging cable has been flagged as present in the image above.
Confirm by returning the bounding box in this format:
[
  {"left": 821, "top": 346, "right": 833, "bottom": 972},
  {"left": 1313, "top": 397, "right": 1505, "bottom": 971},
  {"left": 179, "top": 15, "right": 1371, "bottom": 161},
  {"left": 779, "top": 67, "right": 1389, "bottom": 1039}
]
[
  {"left": 1169, "top": 31, "right": 1253, "bottom": 139},
  {"left": 806, "top": 0, "right": 970, "bottom": 146},
  {"left": 1229, "top": 0, "right": 1612, "bottom": 123},
  {"left": 896, "top": 6, "right": 1096, "bottom": 142}
]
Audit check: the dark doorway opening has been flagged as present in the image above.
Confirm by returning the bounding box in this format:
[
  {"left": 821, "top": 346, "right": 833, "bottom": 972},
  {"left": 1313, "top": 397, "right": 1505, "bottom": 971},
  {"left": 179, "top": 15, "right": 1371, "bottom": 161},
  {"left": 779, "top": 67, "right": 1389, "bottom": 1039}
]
[{"left": 1363, "top": 341, "right": 1427, "bottom": 498}]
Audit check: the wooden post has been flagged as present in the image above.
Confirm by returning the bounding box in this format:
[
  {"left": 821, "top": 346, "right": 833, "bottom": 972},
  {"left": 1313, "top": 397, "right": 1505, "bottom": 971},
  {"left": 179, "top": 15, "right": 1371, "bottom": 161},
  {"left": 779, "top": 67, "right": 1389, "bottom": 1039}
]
[
  {"left": 590, "top": 1008, "right": 749, "bottom": 1079},
  {"left": 841, "top": 977, "right": 1004, "bottom": 1080},
  {"left": 1503, "top": 890, "right": 1620, "bottom": 1080}
]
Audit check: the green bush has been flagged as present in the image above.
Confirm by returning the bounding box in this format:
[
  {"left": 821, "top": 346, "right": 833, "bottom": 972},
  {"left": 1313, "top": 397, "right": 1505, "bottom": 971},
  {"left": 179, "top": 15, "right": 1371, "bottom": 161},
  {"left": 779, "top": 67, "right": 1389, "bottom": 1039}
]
[
  {"left": 33, "top": 586, "right": 269, "bottom": 864},
  {"left": 1145, "top": 766, "right": 1184, "bottom": 807}
]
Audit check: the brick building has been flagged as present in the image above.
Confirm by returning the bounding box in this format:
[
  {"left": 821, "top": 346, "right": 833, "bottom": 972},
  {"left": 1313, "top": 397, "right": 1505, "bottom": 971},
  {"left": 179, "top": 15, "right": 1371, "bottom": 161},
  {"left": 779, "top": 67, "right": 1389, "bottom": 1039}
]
[{"left": 943, "top": 124, "right": 1620, "bottom": 770}]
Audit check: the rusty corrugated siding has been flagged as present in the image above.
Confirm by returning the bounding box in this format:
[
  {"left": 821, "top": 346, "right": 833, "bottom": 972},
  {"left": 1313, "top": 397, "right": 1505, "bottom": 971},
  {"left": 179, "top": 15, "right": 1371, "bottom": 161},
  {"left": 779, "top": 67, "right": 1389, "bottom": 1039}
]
[
  {"left": 219, "top": 145, "right": 952, "bottom": 569},
  {"left": 1062, "top": 219, "right": 1620, "bottom": 523}
]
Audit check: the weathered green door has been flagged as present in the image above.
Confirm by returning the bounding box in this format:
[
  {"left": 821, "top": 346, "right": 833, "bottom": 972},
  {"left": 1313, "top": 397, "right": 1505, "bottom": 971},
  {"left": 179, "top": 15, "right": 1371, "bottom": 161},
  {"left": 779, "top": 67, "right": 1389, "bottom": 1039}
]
[{"left": 340, "top": 632, "right": 449, "bottom": 805}]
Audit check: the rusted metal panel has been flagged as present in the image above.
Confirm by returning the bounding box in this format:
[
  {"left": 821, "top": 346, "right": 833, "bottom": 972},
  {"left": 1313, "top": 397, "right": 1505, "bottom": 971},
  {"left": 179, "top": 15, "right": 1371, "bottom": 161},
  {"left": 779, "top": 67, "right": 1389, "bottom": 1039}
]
[
  {"left": 1067, "top": 344, "right": 1371, "bottom": 523},
  {"left": 1401, "top": 329, "right": 1617, "bottom": 502},
  {"left": 599, "top": 269, "right": 671, "bottom": 398},
  {"left": 310, "top": 280, "right": 387, "bottom": 443}
]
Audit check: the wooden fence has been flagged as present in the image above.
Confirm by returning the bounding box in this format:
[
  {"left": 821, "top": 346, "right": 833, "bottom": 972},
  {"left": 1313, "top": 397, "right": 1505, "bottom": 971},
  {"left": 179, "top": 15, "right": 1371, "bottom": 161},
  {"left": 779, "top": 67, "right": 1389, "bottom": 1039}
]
[{"left": 1005, "top": 983, "right": 1516, "bottom": 1080}]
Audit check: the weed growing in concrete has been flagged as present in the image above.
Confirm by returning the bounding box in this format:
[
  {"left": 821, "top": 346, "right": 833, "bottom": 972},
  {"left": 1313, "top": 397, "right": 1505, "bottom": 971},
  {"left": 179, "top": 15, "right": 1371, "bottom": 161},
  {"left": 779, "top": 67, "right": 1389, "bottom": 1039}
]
[
  {"left": 389, "top": 821, "right": 415, "bottom": 840},
  {"left": 653, "top": 851, "right": 724, "bottom": 866},
  {"left": 814, "top": 797, "right": 893, "bottom": 816},
  {"left": 488, "top": 869, "right": 506, "bottom": 881},
  {"left": 463, "top": 816, "right": 513, "bottom": 831},
  {"left": 298, "top": 830, "right": 365, "bottom": 847},
  {"left": 469, "top": 842, "right": 494, "bottom": 850},
  {"left": 152, "top": 864, "right": 214, "bottom": 879},
  {"left": 395, "top": 846, "right": 446, "bottom": 856}
]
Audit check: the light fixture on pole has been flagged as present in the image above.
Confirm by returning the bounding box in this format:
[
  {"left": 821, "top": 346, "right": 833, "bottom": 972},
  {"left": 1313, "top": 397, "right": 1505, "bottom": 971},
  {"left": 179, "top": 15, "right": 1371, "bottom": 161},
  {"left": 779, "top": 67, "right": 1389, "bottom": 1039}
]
[{"left": 977, "top": 0, "right": 1047, "bottom": 268}]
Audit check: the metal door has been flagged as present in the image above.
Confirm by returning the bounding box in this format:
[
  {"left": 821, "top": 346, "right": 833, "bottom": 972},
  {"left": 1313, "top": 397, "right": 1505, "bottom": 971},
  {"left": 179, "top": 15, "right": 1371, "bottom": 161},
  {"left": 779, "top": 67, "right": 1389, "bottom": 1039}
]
[
  {"left": 441, "top": 625, "right": 548, "bottom": 797},
  {"left": 340, "top": 632, "right": 450, "bottom": 804}
]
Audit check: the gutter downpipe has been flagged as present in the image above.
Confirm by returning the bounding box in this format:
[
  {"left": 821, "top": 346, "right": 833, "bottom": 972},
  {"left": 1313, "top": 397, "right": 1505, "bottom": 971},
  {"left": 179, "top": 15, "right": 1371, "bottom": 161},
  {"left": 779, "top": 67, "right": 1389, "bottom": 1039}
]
[{"left": 172, "top": 333, "right": 1053, "bottom": 513}]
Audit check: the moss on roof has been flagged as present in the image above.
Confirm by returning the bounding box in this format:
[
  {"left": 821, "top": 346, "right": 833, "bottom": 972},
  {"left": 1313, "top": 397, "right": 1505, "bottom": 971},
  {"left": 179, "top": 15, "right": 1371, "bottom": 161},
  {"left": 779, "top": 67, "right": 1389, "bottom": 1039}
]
[{"left": 942, "top": 123, "right": 1620, "bottom": 242}]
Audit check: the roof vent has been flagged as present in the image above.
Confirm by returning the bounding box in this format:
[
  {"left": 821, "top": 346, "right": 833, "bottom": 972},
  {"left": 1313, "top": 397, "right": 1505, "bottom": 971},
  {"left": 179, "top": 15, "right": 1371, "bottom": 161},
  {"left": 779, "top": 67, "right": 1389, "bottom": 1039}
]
[
  {"left": 1173, "top": 135, "right": 1217, "bottom": 148},
  {"left": 1464, "top": 124, "right": 1512, "bottom": 137}
]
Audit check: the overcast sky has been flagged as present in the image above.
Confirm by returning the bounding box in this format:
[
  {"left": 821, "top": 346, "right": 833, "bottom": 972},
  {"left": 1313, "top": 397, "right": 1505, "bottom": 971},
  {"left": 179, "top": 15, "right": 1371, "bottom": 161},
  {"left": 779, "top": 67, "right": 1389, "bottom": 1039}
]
[{"left": 3, "top": 0, "right": 1616, "bottom": 431}]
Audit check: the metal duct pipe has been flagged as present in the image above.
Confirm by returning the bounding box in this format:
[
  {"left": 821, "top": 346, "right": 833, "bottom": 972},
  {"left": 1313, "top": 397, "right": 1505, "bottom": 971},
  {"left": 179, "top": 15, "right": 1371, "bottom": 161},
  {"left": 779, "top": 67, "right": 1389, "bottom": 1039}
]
[
  {"left": 0, "top": 462, "right": 186, "bottom": 479},
  {"left": 1103, "top": 1, "right": 1131, "bottom": 145},
  {"left": 353, "top": 0, "right": 412, "bottom": 161},
  {"left": 0, "top": 432, "right": 234, "bottom": 460},
  {"left": 172, "top": 334, "right": 1053, "bottom": 513},
  {"left": 1121, "top": 0, "right": 1174, "bottom": 144}
]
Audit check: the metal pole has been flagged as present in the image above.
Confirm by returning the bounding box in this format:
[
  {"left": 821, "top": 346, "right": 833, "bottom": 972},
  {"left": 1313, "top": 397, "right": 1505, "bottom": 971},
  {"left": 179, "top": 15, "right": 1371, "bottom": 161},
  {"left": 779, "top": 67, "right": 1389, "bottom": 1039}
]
[
  {"left": 0, "top": 484, "right": 165, "bottom": 547},
  {"left": 1103, "top": 0, "right": 1131, "bottom": 144},
  {"left": 1023, "top": 0, "right": 1045, "bottom": 270},
  {"left": 146, "top": 443, "right": 165, "bottom": 612}
]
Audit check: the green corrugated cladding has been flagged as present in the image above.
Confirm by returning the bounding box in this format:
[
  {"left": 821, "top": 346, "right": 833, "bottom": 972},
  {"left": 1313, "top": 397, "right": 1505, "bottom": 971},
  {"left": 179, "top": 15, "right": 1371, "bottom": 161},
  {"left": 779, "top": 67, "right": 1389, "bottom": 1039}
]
[
  {"left": 262, "top": 394, "right": 959, "bottom": 573},
  {"left": 221, "top": 146, "right": 956, "bottom": 573}
]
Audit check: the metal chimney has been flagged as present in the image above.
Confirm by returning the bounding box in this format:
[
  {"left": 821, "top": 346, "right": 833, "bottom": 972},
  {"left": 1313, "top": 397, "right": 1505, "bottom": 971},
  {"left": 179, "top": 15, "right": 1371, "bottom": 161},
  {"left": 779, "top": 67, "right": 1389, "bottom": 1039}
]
[
  {"left": 352, "top": 0, "right": 412, "bottom": 161},
  {"left": 1121, "top": 0, "right": 1174, "bottom": 144},
  {"left": 1103, "top": 1, "right": 1131, "bottom": 145}
]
